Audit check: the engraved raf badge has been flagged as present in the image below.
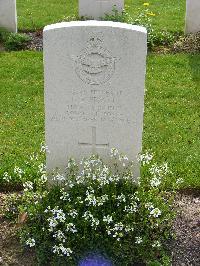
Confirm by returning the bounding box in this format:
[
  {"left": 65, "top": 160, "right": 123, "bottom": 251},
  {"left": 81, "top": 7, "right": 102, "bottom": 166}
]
[{"left": 75, "top": 36, "right": 117, "bottom": 85}]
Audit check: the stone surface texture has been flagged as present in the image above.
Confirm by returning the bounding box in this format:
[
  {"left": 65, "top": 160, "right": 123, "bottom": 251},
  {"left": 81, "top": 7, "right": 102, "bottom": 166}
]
[
  {"left": 79, "top": 0, "right": 124, "bottom": 19},
  {"left": 0, "top": 0, "right": 17, "bottom": 32},
  {"left": 44, "top": 21, "right": 147, "bottom": 177},
  {"left": 185, "top": 0, "right": 200, "bottom": 34}
]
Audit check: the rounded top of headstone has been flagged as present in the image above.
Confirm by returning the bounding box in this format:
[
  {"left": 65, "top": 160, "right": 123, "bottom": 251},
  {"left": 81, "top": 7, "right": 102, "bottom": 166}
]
[{"left": 43, "top": 20, "right": 147, "bottom": 34}]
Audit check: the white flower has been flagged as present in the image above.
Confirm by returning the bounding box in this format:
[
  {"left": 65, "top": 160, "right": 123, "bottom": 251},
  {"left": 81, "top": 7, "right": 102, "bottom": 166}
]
[
  {"left": 68, "top": 209, "right": 78, "bottom": 218},
  {"left": 3, "top": 172, "right": 11, "bottom": 182},
  {"left": 40, "top": 174, "right": 47, "bottom": 184},
  {"left": 103, "top": 215, "right": 113, "bottom": 224},
  {"left": 145, "top": 202, "right": 154, "bottom": 210},
  {"left": 23, "top": 181, "right": 33, "bottom": 191},
  {"left": 44, "top": 206, "right": 51, "bottom": 213},
  {"left": 26, "top": 238, "right": 35, "bottom": 247},
  {"left": 125, "top": 226, "right": 134, "bottom": 233},
  {"left": 116, "top": 193, "right": 126, "bottom": 206},
  {"left": 66, "top": 223, "right": 77, "bottom": 233},
  {"left": 53, "top": 230, "right": 66, "bottom": 242},
  {"left": 123, "top": 155, "right": 129, "bottom": 161},
  {"left": 152, "top": 240, "right": 161, "bottom": 248},
  {"left": 150, "top": 177, "right": 161, "bottom": 187},
  {"left": 134, "top": 192, "right": 140, "bottom": 202},
  {"left": 150, "top": 208, "right": 161, "bottom": 218},
  {"left": 52, "top": 208, "right": 66, "bottom": 222},
  {"left": 110, "top": 148, "right": 119, "bottom": 157},
  {"left": 91, "top": 218, "right": 100, "bottom": 227},
  {"left": 38, "top": 163, "right": 46, "bottom": 174},
  {"left": 97, "top": 194, "right": 108, "bottom": 206},
  {"left": 83, "top": 211, "right": 99, "bottom": 228},
  {"left": 40, "top": 144, "right": 50, "bottom": 153},
  {"left": 14, "top": 166, "right": 23, "bottom": 177},
  {"left": 47, "top": 207, "right": 66, "bottom": 231},
  {"left": 53, "top": 173, "right": 66, "bottom": 182},
  {"left": 135, "top": 236, "right": 143, "bottom": 244},
  {"left": 119, "top": 154, "right": 129, "bottom": 166},
  {"left": 176, "top": 178, "right": 183, "bottom": 185},
  {"left": 108, "top": 222, "right": 124, "bottom": 239},
  {"left": 124, "top": 202, "right": 138, "bottom": 213},
  {"left": 47, "top": 217, "right": 58, "bottom": 231},
  {"left": 83, "top": 211, "right": 92, "bottom": 220},
  {"left": 66, "top": 158, "right": 77, "bottom": 169},
  {"left": 138, "top": 152, "right": 153, "bottom": 165},
  {"left": 30, "top": 153, "right": 38, "bottom": 161},
  {"left": 60, "top": 189, "right": 71, "bottom": 201},
  {"left": 150, "top": 162, "right": 170, "bottom": 178},
  {"left": 52, "top": 244, "right": 72, "bottom": 256},
  {"left": 76, "top": 196, "right": 83, "bottom": 204},
  {"left": 85, "top": 192, "right": 97, "bottom": 206}
]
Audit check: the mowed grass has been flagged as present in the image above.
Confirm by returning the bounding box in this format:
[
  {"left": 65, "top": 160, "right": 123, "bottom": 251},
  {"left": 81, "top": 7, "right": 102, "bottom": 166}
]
[
  {"left": 144, "top": 54, "right": 200, "bottom": 188},
  {"left": 17, "top": 0, "right": 185, "bottom": 32},
  {"left": 0, "top": 52, "right": 199, "bottom": 187},
  {"left": 0, "top": 52, "right": 44, "bottom": 180},
  {"left": 17, "top": 0, "right": 77, "bottom": 31}
]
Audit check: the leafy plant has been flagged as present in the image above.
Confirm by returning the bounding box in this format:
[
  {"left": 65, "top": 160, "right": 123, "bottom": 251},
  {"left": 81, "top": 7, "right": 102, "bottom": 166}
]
[
  {"left": 4, "top": 32, "right": 30, "bottom": 51},
  {"left": 102, "top": 6, "right": 176, "bottom": 49},
  {"left": 7, "top": 149, "right": 182, "bottom": 265},
  {"left": 0, "top": 27, "right": 30, "bottom": 51}
]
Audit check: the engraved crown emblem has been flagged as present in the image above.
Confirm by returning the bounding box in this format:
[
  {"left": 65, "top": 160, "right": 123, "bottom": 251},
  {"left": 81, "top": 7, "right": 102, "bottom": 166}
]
[{"left": 88, "top": 37, "right": 102, "bottom": 47}]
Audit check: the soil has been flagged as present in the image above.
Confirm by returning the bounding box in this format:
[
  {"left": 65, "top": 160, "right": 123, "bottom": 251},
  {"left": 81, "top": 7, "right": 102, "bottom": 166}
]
[
  {"left": 0, "top": 191, "right": 200, "bottom": 266},
  {"left": 1, "top": 30, "right": 199, "bottom": 54},
  {"left": 24, "top": 30, "right": 200, "bottom": 54},
  {"left": 0, "top": 193, "right": 36, "bottom": 265},
  {"left": 169, "top": 191, "right": 200, "bottom": 266},
  {"left": 152, "top": 32, "right": 200, "bottom": 54},
  {"left": 25, "top": 30, "right": 43, "bottom": 51}
]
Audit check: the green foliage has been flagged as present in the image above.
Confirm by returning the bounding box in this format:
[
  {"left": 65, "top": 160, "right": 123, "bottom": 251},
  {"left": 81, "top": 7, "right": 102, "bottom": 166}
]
[
  {"left": 148, "top": 30, "right": 175, "bottom": 48},
  {"left": 11, "top": 150, "right": 180, "bottom": 265},
  {"left": 0, "top": 28, "right": 30, "bottom": 51},
  {"left": 16, "top": 0, "right": 185, "bottom": 32},
  {"left": 1, "top": 52, "right": 200, "bottom": 188},
  {"left": 0, "top": 27, "right": 8, "bottom": 42},
  {"left": 0, "top": 52, "right": 44, "bottom": 188},
  {"left": 102, "top": 7, "right": 176, "bottom": 49},
  {"left": 4, "top": 33, "right": 30, "bottom": 51}
]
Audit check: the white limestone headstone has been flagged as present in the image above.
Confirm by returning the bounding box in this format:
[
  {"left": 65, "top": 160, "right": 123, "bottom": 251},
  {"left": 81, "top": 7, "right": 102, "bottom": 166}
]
[
  {"left": 185, "top": 0, "right": 200, "bottom": 34},
  {"left": 0, "top": 0, "right": 17, "bottom": 32},
  {"left": 79, "top": 0, "right": 124, "bottom": 19},
  {"left": 44, "top": 21, "right": 147, "bottom": 178}
]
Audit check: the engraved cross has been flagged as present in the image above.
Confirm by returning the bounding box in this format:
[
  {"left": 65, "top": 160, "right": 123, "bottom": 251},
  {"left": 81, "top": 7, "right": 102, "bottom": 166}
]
[{"left": 78, "top": 126, "right": 109, "bottom": 154}]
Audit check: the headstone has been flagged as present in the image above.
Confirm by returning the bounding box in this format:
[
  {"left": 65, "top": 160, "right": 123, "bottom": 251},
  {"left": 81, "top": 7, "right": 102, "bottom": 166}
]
[
  {"left": 79, "top": 0, "right": 124, "bottom": 19},
  {"left": 185, "top": 0, "right": 200, "bottom": 34},
  {"left": 0, "top": 0, "right": 17, "bottom": 32},
  {"left": 44, "top": 21, "right": 147, "bottom": 178}
]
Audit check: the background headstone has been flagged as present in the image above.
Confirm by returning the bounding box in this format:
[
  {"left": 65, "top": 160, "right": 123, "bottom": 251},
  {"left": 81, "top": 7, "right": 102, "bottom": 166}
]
[
  {"left": 185, "top": 0, "right": 200, "bottom": 34},
  {"left": 0, "top": 0, "right": 17, "bottom": 32},
  {"left": 44, "top": 21, "right": 147, "bottom": 178},
  {"left": 79, "top": 0, "right": 124, "bottom": 19}
]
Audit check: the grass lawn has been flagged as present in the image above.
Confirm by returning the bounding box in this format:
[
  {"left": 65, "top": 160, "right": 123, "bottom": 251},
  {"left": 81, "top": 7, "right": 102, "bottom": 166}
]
[
  {"left": 0, "top": 52, "right": 44, "bottom": 182},
  {"left": 17, "top": 0, "right": 185, "bottom": 32},
  {"left": 0, "top": 51, "right": 199, "bottom": 187}
]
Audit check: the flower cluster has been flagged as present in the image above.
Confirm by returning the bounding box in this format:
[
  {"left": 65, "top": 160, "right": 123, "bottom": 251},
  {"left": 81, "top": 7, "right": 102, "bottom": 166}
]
[
  {"left": 52, "top": 244, "right": 72, "bottom": 257},
  {"left": 45, "top": 207, "right": 66, "bottom": 231},
  {"left": 18, "top": 149, "right": 177, "bottom": 265},
  {"left": 2, "top": 172, "right": 12, "bottom": 183}
]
